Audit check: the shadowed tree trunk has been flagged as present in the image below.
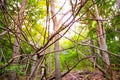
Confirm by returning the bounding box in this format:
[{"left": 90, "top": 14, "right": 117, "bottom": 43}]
[{"left": 50, "top": 0, "right": 61, "bottom": 80}]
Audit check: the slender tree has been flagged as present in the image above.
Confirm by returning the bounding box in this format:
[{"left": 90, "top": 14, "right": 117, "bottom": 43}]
[
  {"left": 50, "top": 0, "right": 61, "bottom": 80},
  {"left": 93, "top": 0, "right": 112, "bottom": 79},
  {"left": 10, "top": 0, "right": 26, "bottom": 80}
]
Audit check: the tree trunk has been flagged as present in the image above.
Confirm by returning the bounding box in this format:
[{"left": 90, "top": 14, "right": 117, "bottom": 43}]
[
  {"left": 93, "top": 0, "right": 112, "bottom": 80},
  {"left": 31, "top": 55, "right": 37, "bottom": 74},
  {"left": 27, "top": 51, "right": 45, "bottom": 80},
  {"left": 12, "top": 0, "right": 26, "bottom": 63},
  {"left": 54, "top": 35, "right": 61, "bottom": 80},
  {"left": 10, "top": 0, "right": 26, "bottom": 80},
  {"left": 46, "top": 48, "right": 52, "bottom": 75},
  {"left": 89, "top": 39, "right": 96, "bottom": 69},
  {"left": 50, "top": 0, "right": 61, "bottom": 80}
]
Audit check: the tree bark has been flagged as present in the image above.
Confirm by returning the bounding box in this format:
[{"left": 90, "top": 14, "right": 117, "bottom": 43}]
[
  {"left": 93, "top": 0, "right": 112, "bottom": 80},
  {"left": 31, "top": 55, "right": 37, "bottom": 74},
  {"left": 50, "top": 0, "right": 61, "bottom": 80},
  {"left": 10, "top": 0, "right": 26, "bottom": 80},
  {"left": 12, "top": 0, "right": 26, "bottom": 64},
  {"left": 27, "top": 51, "right": 45, "bottom": 80},
  {"left": 89, "top": 39, "right": 96, "bottom": 69}
]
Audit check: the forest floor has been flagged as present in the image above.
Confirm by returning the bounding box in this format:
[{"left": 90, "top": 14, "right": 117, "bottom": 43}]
[
  {"left": 0, "top": 70, "right": 120, "bottom": 80},
  {"left": 62, "top": 70, "right": 120, "bottom": 80}
]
